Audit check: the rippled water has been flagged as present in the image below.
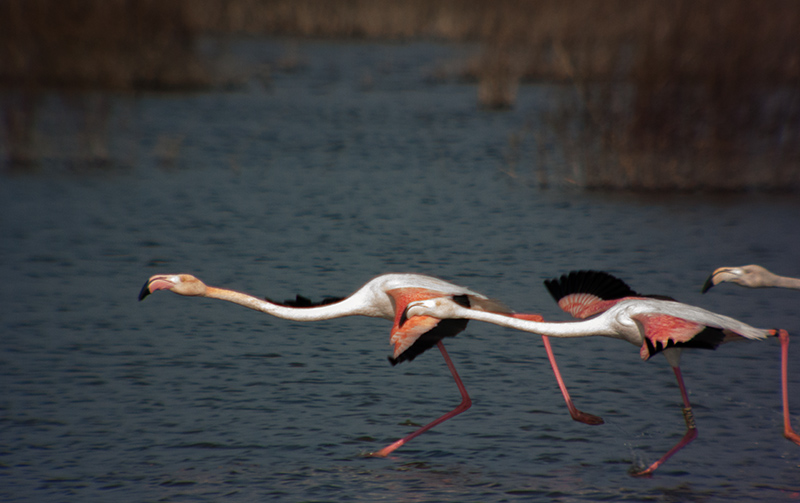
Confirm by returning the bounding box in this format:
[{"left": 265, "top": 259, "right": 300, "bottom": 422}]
[{"left": 2, "top": 40, "right": 799, "bottom": 502}]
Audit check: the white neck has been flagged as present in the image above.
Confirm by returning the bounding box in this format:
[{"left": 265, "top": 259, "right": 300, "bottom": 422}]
[
  {"left": 204, "top": 286, "right": 382, "bottom": 321},
  {"left": 455, "top": 306, "right": 620, "bottom": 339}
]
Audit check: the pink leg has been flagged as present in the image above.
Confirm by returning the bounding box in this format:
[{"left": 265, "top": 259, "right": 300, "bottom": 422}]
[
  {"left": 370, "top": 341, "right": 471, "bottom": 457},
  {"left": 541, "top": 335, "right": 604, "bottom": 425},
  {"left": 778, "top": 330, "right": 800, "bottom": 445},
  {"left": 633, "top": 365, "right": 698, "bottom": 477},
  {"left": 510, "top": 314, "right": 603, "bottom": 425}
]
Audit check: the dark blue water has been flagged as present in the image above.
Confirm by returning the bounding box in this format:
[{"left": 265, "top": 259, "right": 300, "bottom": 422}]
[{"left": 1, "top": 40, "right": 799, "bottom": 502}]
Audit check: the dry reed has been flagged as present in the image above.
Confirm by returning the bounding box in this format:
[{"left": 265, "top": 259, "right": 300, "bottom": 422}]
[
  {"left": 1, "top": 0, "right": 798, "bottom": 190},
  {"left": 0, "top": 0, "right": 208, "bottom": 90}
]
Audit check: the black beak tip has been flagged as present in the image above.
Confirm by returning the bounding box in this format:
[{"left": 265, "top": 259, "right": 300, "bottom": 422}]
[
  {"left": 700, "top": 276, "right": 714, "bottom": 294},
  {"left": 138, "top": 281, "right": 152, "bottom": 301}
]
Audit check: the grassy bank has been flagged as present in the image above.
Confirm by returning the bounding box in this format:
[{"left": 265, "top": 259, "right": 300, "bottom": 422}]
[{"left": 2, "top": 0, "right": 798, "bottom": 190}]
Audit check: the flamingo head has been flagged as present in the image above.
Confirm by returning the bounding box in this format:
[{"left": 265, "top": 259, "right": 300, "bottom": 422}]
[
  {"left": 404, "top": 297, "right": 463, "bottom": 320},
  {"left": 702, "top": 264, "right": 768, "bottom": 292},
  {"left": 138, "top": 274, "right": 207, "bottom": 300}
]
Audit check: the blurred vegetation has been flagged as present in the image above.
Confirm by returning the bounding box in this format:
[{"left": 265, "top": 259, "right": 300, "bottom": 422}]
[
  {"left": 0, "top": 0, "right": 207, "bottom": 90},
  {"left": 1, "top": 0, "right": 798, "bottom": 190}
]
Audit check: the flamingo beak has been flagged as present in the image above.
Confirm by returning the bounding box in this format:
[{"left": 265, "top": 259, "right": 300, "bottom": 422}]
[
  {"left": 138, "top": 275, "right": 177, "bottom": 301},
  {"left": 138, "top": 279, "right": 154, "bottom": 301},
  {"left": 700, "top": 274, "right": 716, "bottom": 294},
  {"left": 701, "top": 268, "right": 737, "bottom": 293}
]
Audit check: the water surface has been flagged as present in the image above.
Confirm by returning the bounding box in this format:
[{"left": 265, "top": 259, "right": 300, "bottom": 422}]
[{"left": 1, "top": 40, "right": 799, "bottom": 502}]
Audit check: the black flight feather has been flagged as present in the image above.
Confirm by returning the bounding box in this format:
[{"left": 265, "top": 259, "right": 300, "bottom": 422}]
[
  {"left": 265, "top": 294, "right": 345, "bottom": 307},
  {"left": 544, "top": 270, "right": 641, "bottom": 303}
]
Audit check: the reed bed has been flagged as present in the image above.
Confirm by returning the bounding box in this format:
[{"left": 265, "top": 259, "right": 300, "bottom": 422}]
[
  {"left": 2, "top": 0, "right": 798, "bottom": 190},
  {"left": 0, "top": 0, "right": 208, "bottom": 91}
]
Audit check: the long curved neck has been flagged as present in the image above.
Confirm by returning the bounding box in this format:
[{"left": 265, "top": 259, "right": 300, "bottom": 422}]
[
  {"left": 204, "top": 286, "right": 378, "bottom": 321},
  {"left": 769, "top": 273, "right": 800, "bottom": 289},
  {"left": 463, "top": 308, "right": 617, "bottom": 338}
]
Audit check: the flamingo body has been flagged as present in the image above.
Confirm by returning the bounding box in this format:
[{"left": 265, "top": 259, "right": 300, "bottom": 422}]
[
  {"left": 545, "top": 271, "right": 766, "bottom": 362},
  {"left": 139, "top": 272, "right": 515, "bottom": 456},
  {"left": 139, "top": 273, "right": 507, "bottom": 363},
  {"left": 405, "top": 270, "right": 792, "bottom": 475}
]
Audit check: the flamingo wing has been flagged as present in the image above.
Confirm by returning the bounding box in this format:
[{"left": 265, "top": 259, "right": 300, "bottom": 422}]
[
  {"left": 387, "top": 288, "right": 473, "bottom": 365},
  {"left": 389, "top": 295, "right": 532, "bottom": 365},
  {"left": 633, "top": 313, "right": 726, "bottom": 360},
  {"left": 545, "top": 270, "right": 642, "bottom": 319},
  {"left": 389, "top": 315, "right": 469, "bottom": 365}
]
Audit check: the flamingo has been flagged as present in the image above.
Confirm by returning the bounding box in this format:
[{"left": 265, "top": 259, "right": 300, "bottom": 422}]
[
  {"left": 403, "top": 270, "right": 798, "bottom": 475},
  {"left": 702, "top": 264, "right": 800, "bottom": 292},
  {"left": 702, "top": 264, "right": 800, "bottom": 451},
  {"left": 138, "top": 272, "right": 598, "bottom": 456}
]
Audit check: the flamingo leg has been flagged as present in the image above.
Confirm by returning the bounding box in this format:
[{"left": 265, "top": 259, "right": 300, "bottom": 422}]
[
  {"left": 541, "top": 335, "right": 604, "bottom": 425},
  {"left": 633, "top": 365, "right": 698, "bottom": 477},
  {"left": 370, "top": 341, "right": 471, "bottom": 457},
  {"left": 778, "top": 330, "right": 800, "bottom": 445}
]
